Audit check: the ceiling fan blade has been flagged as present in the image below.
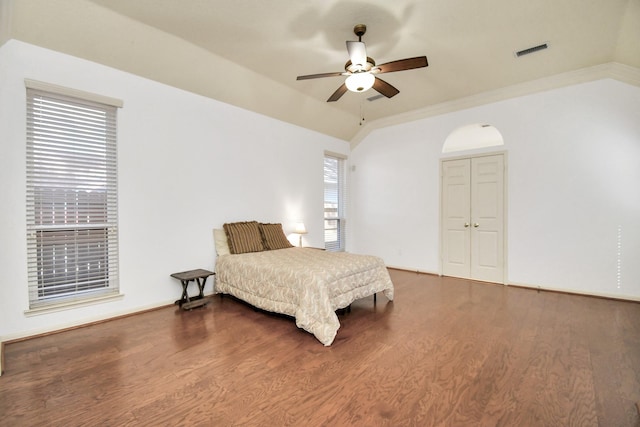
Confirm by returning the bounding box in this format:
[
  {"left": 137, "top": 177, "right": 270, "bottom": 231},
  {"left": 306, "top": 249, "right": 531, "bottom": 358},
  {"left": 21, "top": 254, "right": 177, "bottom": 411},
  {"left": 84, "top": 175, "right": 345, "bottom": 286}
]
[
  {"left": 296, "top": 72, "right": 344, "bottom": 81},
  {"left": 327, "top": 83, "right": 348, "bottom": 102},
  {"left": 376, "top": 56, "right": 428, "bottom": 74},
  {"left": 346, "top": 41, "right": 367, "bottom": 66},
  {"left": 372, "top": 77, "right": 400, "bottom": 98}
]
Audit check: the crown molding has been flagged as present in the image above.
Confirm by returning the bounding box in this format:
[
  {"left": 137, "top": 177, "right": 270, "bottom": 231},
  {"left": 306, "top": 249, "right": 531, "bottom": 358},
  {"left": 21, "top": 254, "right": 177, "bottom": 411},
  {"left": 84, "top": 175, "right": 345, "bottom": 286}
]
[{"left": 350, "top": 62, "right": 640, "bottom": 149}]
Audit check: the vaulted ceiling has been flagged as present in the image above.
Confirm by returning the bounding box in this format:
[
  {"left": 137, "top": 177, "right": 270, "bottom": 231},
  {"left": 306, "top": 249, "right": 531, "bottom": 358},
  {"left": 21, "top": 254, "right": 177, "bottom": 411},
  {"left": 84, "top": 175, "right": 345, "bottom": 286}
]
[{"left": 3, "top": 0, "right": 639, "bottom": 144}]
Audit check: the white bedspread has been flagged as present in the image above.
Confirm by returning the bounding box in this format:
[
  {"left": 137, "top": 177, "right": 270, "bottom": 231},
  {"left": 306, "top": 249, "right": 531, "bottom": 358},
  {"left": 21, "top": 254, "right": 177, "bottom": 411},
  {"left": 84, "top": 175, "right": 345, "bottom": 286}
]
[{"left": 214, "top": 247, "right": 394, "bottom": 346}]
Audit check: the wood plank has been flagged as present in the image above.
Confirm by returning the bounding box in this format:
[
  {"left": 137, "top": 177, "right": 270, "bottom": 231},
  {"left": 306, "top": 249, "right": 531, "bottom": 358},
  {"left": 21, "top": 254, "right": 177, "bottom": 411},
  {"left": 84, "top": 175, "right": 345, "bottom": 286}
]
[{"left": 1, "top": 270, "right": 639, "bottom": 426}]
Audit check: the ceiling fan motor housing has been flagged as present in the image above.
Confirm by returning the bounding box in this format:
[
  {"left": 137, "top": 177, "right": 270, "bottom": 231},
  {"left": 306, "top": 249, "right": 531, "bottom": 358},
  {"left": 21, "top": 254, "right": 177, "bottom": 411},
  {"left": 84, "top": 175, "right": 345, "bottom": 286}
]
[{"left": 345, "top": 58, "right": 376, "bottom": 73}]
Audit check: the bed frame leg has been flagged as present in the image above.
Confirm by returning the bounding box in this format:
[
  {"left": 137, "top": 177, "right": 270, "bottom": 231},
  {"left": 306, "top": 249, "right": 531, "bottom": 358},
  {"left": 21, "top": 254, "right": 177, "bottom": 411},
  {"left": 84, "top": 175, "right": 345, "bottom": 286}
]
[
  {"left": 373, "top": 293, "right": 377, "bottom": 304},
  {"left": 336, "top": 305, "right": 351, "bottom": 315}
]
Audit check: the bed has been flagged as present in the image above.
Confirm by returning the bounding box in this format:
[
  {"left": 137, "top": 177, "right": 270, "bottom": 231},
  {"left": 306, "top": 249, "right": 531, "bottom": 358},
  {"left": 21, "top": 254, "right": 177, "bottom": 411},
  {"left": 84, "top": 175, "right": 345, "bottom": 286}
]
[{"left": 213, "top": 222, "right": 394, "bottom": 346}]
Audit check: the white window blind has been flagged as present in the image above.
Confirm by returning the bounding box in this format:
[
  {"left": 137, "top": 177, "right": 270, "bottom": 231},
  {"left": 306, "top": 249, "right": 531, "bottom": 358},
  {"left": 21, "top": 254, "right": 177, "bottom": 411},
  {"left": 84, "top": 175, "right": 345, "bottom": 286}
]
[
  {"left": 26, "top": 87, "right": 119, "bottom": 309},
  {"left": 324, "top": 153, "right": 347, "bottom": 251}
]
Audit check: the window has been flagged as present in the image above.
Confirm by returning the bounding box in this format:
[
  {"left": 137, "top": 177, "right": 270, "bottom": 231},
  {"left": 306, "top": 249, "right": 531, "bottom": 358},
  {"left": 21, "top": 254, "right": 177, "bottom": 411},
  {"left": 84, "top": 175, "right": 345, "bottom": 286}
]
[
  {"left": 26, "top": 82, "right": 121, "bottom": 309},
  {"left": 324, "top": 153, "right": 347, "bottom": 251}
]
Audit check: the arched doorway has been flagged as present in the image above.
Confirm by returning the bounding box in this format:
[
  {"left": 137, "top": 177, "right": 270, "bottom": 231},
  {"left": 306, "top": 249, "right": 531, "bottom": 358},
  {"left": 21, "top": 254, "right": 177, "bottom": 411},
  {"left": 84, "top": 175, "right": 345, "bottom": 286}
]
[{"left": 440, "top": 124, "right": 507, "bottom": 283}]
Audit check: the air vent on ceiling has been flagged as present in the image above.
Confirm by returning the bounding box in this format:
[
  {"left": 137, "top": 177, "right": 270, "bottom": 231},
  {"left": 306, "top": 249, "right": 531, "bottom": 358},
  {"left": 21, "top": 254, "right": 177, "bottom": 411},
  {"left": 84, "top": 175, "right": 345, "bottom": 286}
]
[
  {"left": 515, "top": 42, "right": 549, "bottom": 58},
  {"left": 367, "top": 94, "right": 385, "bottom": 102}
]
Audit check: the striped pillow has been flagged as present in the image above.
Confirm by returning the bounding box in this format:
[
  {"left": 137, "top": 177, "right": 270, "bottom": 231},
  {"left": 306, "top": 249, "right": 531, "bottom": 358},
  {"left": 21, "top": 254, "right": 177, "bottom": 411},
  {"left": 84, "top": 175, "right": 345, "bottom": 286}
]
[
  {"left": 223, "top": 221, "right": 265, "bottom": 254},
  {"left": 259, "top": 223, "right": 293, "bottom": 250}
]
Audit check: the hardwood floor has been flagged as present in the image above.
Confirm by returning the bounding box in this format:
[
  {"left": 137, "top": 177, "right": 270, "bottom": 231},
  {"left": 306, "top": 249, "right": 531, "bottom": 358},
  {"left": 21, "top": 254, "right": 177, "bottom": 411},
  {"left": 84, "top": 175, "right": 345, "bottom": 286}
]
[{"left": 1, "top": 270, "right": 639, "bottom": 426}]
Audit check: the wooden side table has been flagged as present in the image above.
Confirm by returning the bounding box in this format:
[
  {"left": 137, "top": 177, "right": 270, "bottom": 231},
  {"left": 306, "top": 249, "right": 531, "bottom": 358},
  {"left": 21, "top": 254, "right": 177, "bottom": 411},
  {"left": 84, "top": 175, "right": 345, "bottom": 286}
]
[{"left": 170, "top": 269, "right": 214, "bottom": 310}]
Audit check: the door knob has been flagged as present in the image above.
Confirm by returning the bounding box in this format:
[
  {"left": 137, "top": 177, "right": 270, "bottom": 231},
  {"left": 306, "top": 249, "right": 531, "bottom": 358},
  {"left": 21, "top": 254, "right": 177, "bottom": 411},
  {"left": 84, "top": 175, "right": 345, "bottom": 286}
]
[
  {"left": 474, "top": 223, "right": 479, "bottom": 227},
  {"left": 464, "top": 222, "right": 470, "bottom": 228}
]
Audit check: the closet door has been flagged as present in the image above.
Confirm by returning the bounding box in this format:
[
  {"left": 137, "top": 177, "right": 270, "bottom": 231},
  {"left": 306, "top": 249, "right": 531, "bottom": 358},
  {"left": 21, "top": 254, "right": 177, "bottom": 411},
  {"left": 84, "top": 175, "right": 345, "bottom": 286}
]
[
  {"left": 441, "top": 154, "right": 505, "bottom": 283},
  {"left": 441, "top": 159, "right": 471, "bottom": 278},
  {"left": 470, "top": 155, "right": 505, "bottom": 283}
]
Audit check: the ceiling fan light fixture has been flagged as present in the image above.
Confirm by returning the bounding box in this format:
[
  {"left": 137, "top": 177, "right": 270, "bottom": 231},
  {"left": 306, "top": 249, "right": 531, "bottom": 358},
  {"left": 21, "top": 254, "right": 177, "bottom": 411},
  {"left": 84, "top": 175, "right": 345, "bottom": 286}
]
[{"left": 345, "top": 72, "right": 375, "bottom": 92}]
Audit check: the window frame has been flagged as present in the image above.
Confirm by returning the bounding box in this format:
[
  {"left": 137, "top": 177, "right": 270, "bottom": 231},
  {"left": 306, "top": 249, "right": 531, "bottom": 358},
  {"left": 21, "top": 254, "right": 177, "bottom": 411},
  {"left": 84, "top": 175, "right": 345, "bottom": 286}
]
[
  {"left": 323, "top": 152, "right": 347, "bottom": 252},
  {"left": 25, "top": 80, "right": 122, "bottom": 310}
]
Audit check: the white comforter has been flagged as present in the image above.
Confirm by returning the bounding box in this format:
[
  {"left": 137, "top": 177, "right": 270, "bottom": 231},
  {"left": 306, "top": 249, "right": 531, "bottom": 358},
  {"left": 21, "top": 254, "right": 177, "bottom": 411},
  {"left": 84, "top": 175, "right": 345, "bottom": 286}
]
[{"left": 214, "top": 247, "right": 394, "bottom": 346}]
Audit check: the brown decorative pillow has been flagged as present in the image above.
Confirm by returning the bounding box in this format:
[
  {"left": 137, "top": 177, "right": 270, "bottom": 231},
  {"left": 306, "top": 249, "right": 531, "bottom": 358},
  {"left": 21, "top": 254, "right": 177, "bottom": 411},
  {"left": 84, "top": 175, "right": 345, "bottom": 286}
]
[
  {"left": 223, "top": 221, "right": 265, "bottom": 254},
  {"left": 259, "top": 223, "right": 293, "bottom": 250}
]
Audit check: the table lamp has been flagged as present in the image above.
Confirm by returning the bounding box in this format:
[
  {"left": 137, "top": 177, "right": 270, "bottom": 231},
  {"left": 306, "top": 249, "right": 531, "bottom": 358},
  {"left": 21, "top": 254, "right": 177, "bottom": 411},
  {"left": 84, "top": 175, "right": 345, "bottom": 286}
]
[{"left": 294, "top": 222, "right": 307, "bottom": 247}]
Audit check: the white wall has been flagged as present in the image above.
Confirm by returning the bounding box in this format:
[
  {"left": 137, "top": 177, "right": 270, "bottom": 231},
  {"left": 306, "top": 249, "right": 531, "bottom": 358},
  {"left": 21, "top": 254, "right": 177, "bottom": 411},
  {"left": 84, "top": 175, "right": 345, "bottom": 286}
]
[
  {"left": 0, "top": 40, "right": 348, "bottom": 340},
  {"left": 2, "top": 40, "right": 638, "bottom": 344},
  {"left": 351, "top": 79, "right": 640, "bottom": 300}
]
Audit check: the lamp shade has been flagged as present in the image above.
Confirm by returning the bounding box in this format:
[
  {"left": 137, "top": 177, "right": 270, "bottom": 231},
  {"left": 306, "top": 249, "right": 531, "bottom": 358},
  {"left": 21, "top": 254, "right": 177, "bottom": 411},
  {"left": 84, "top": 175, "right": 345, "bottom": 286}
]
[
  {"left": 345, "top": 72, "right": 375, "bottom": 92},
  {"left": 294, "top": 222, "right": 307, "bottom": 234}
]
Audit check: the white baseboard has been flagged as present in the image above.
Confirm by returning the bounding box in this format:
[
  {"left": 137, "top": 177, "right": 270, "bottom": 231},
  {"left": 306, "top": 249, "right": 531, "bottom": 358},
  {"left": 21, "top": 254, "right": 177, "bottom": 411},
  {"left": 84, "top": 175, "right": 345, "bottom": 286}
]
[
  {"left": 386, "top": 266, "right": 640, "bottom": 302},
  {"left": 1, "top": 292, "right": 214, "bottom": 344},
  {"left": 507, "top": 281, "right": 640, "bottom": 302},
  {"left": 386, "top": 265, "right": 440, "bottom": 276}
]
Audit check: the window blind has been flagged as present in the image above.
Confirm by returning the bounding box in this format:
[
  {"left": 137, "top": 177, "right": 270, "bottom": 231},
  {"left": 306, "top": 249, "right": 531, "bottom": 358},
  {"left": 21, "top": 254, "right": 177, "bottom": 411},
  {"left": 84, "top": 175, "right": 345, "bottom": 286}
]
[
  {"left": 26, "top": 88, "right": 119, "bottom": 308},
  {"left": 324, "top": 154, "right": 347, "bottom": 251}
]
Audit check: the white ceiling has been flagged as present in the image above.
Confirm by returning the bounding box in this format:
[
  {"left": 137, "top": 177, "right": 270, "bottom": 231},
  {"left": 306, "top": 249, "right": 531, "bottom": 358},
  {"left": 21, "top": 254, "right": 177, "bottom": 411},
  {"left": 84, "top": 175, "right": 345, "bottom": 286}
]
[{"left": 4, "top": 0, "right": 640, "bottom": 143}]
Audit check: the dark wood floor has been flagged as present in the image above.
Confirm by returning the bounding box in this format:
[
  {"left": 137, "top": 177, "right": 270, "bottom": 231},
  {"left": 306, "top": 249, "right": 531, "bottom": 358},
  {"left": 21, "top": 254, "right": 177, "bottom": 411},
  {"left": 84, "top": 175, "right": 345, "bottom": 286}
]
[{"left": 2, "top": 270, "right": 640, "bottom": 426}]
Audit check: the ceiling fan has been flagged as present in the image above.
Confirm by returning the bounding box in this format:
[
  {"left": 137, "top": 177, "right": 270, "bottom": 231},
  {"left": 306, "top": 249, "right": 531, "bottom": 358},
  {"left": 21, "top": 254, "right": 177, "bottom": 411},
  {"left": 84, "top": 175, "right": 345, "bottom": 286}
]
[{"left": 296, "top": 24, "right": 428, "bottom": 102}]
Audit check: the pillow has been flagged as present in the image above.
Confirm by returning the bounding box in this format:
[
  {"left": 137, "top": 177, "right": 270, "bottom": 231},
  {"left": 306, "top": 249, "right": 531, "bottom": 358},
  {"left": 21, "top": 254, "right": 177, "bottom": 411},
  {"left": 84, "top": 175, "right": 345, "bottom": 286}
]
[
  {"left": 223, "top": 221, "right": 265, "bottom": 254},
  {"left": 259, "top": 223, "right": 293, "bottom": 250},
  {"left": 213, "top": 228, "right": 231, "bottom": 256}
]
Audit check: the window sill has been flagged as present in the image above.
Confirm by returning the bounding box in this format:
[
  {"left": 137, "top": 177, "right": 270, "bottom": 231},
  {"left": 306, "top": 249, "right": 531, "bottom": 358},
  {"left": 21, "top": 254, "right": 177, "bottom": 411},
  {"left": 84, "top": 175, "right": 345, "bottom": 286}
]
[{"left": 24, "top": 293, "right": 124, "bottom": 317}]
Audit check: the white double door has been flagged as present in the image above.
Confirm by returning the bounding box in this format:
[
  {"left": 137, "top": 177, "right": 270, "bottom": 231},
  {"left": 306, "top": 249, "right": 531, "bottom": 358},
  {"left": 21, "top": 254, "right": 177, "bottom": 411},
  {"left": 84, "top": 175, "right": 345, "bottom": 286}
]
[{"left": 441, "top": 154, "right": 506, "bottom": 283}]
